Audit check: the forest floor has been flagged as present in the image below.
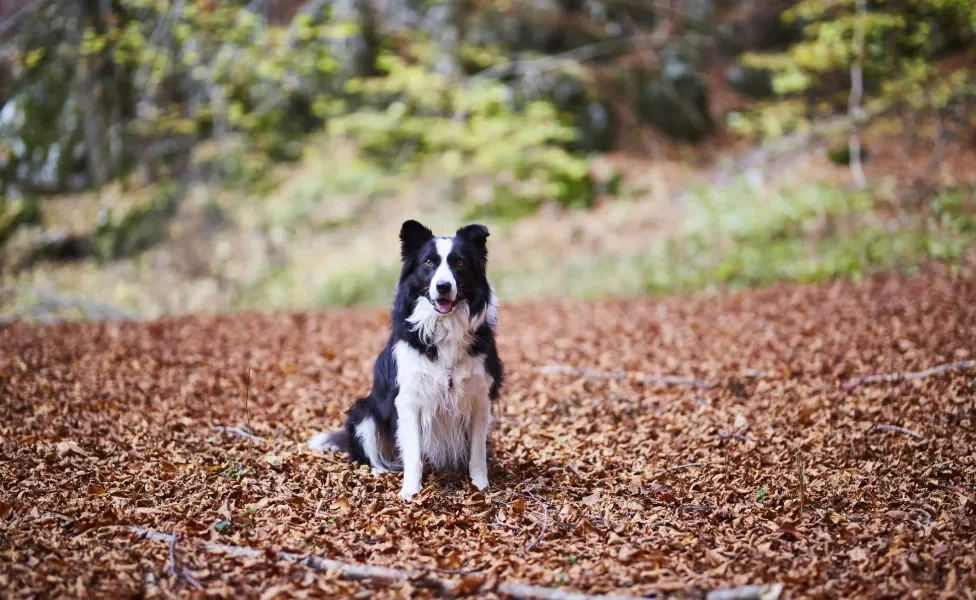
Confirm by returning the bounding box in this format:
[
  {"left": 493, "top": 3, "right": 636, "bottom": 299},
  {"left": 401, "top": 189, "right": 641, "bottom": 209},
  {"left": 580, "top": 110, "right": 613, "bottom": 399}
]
[{"left": 2, "top": 266, "right": 975, "bottom": 599}]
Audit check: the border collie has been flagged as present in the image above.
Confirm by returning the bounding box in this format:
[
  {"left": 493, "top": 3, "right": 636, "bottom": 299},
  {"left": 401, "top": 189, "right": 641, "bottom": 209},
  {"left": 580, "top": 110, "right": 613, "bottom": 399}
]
[{"left": 308, "top": 220, "right": 504, "bottom": 500}]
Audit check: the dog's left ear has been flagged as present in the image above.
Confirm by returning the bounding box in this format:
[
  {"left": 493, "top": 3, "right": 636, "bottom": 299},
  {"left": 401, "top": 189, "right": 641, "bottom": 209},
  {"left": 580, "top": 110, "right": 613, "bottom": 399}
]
[{"left": 456, "top": 224, "right": 489, "bottom": 248}]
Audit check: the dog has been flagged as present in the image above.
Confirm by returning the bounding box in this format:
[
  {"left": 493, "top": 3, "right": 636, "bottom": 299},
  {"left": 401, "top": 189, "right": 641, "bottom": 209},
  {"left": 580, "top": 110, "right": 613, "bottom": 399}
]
[{"left": 308, "top": 220, "right": 504, "bottom": 500}]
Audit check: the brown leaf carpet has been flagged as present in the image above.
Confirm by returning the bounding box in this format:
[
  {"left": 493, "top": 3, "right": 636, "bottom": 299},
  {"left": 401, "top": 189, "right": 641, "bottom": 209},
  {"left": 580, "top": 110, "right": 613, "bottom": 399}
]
[{"left": 2, "top": 272, "right": 975, "bottom": 599}]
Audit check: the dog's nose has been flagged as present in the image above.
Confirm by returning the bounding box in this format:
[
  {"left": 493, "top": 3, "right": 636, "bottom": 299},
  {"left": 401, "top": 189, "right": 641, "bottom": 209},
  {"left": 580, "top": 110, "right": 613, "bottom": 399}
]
[{"left": 436, "top": 281, "right": 452, "bottom": 295}]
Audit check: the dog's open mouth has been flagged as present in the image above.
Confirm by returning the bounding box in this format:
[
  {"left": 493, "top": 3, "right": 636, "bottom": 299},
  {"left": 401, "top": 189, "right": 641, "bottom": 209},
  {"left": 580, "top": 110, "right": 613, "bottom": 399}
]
[{"left": 433, "top": 298, "right": 454, "bottom": 314}]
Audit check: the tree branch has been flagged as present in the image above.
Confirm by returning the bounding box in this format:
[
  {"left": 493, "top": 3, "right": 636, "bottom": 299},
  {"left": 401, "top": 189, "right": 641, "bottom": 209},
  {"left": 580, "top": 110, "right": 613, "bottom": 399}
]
[
  {"left": 651, "top": 462, "right": 704, "bottom": 477},
  {"left": 873, "top": 424, "right": 925, "bottom": 440},
  {"left": 522, "top": 490, "right": 549, "bottom": 555},
  {"left": 167, "top": 529, "right": 204, "bottom": 591},
  {"left": 0, "top": 0, "right": 50, "bottom": 41},
  {"left": 212, "top": 426, "right": 267, "bottom": 442},
  {"left": 133, "top": 527, "right": 660, "bottom": 598},
  {"left": 706, "top": 584, "right": 784, "bottom": 600},
  {"left": 844, "top": 360, "right": 975, "bottom": 388},
  {"left": 540, "top": 364, "right": 711, "bottom": 389}
]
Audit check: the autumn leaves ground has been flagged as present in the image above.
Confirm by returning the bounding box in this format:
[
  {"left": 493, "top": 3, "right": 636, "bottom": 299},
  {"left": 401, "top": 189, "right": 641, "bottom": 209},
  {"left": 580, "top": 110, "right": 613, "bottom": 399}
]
[{"left": 2, "top": 269, "right": 975, "bottom": 599}]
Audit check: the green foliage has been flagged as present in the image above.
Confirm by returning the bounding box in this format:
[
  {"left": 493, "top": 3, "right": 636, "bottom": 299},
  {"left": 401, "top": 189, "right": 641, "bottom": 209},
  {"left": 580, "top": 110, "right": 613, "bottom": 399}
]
[
  {"left": 731, "top": 0, "right": 976, "bottom": 139},
  {"left": 331, "top": 51, "right": 597, "bottom": 210},
  {"left": 932, "top": 187, "right": 976, "bottom": 233},
  {"left": 214, "top": 519, "right": 233, "bottom": 533},
  {"left": 92, "top": 183, "right": 183, "bottom": 260},
  {"left": 316, "top": 264, "right": 400, "bottom": 308},
  {"left": 2, "top": 0, "right": 609, "bottom": 236},
  {"left": 642, "top": 179, "right": 974, "bottom": 291},
  {"left": 0, "top": 197, "right": 43, "bottom": 246}
]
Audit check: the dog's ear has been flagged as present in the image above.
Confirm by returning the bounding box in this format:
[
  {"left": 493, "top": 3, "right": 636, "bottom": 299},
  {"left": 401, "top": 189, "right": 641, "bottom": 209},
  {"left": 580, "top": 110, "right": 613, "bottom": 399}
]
[
  {"left": 400, "top": 220, "right": 433, "bottom": 260},
  {"left": 457, "top": 224, "right": 489, "bottom": 270},
  {"left": 456, "top": 224, "right": 489, "bottom": 248}
]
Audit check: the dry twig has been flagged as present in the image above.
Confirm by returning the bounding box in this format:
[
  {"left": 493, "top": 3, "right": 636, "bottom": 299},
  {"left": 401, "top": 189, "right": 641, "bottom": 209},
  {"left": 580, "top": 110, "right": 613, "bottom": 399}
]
[
  {"left": 523, "top": 491, "right": 549, "bottom": 555},
  {"left": 166, "top": 530, "right": 204, "bottom": 591},
  {"left": 706, "top": 584, "right": 784, "bottom": 600},
  {"left": 212, "top": 426, "right": 267, "bottom": 442},
  {"left": 794, "top": 449, "right": 806, "bottom": 517},
  {"left": 652, "top": 463, "right": 703, "bottom": 477},
  {"left": 844, "top": 360, "right": 975, "bottom": 388},
  {"left": 244, "top": 368, "right": 253, "bottom": 460},
  {"left": 540, "top": 364, "right": 711, "bottom": 389},
  {"left": 873, "top": 424, "right": 926, "bottom": 440},
  {"left": 132, "top": 527, "right": 667, "bottom": 599}
]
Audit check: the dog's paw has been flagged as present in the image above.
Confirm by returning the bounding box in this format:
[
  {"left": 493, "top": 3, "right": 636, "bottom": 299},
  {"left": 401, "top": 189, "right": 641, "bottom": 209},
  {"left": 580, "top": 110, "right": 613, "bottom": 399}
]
[
  {"left": 398, "top": 481, "right": 422, "bottom": 501},
  {"left": 470, "top": 473, "right": 489, "bottom": 491}
]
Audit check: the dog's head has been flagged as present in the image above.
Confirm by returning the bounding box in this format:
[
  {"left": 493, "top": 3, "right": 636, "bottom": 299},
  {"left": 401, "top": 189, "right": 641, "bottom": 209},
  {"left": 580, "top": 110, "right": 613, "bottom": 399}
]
[{"left": 397, "top": 220, "right": 491, "bottom": 316}]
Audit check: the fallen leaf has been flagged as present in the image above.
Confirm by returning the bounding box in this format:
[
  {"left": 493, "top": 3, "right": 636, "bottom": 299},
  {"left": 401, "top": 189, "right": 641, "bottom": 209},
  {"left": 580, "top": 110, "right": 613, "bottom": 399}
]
[
  {"left": 56, "top": 441, "right": 89, "bottom": 457},
  {"left": 848, "top": 547, "right": 868, "bottom": 562},
  {"left": 260, "top": 583, "right": 291, "bottom": 600},
  {"left": 454, "top": 574, "right": 486, "bottom": 594},
  {"left": 617, "top": 544, "right": 640, "bottom": 563}
]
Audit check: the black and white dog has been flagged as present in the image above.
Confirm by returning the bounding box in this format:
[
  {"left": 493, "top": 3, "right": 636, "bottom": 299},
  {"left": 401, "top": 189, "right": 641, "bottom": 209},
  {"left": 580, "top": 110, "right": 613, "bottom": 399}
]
[{"left": 308, "top": 221, "right": 504, "bottom": 500}]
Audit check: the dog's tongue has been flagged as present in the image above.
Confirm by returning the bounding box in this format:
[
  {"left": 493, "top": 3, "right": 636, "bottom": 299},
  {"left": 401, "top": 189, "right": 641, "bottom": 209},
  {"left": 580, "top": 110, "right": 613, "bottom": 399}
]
[{"left": 435, "top": 299, "right": 453, "bottom": 314}]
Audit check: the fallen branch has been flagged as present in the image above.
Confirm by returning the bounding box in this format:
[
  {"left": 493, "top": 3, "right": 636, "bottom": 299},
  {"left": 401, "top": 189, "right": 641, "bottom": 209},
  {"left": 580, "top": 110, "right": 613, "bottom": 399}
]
[
  {"left": 39, "top": 512, "right": 76, "bottom": 526},
  {"left": 131, "top": 527, "right": 684, "bottom": 599},
  {"left": 873, "top": 424, "right": 926, "bottom": 440},
  {"left": 706, "top": 584, "right": 784, "bottom": 600},
  {"left": 540, "top": 364, "right": 711, "bottom": 389},
  {"left": 212, "top": 426, "right": 266, "bottom": 442},
  {"left": 167, "top": 529, "right": 204, "bottom": 591},
  {"left": 243, "top": 368, "right": 254, "bottom": 461},
  {"left": 652, "top": 463, "right": 703, "bottom": 477},
  {"left": 844, "top": 360, "right": 975, "bottom": 389},
  {"left": 523, "top": 491, "right": 549, "bottom": 555}
]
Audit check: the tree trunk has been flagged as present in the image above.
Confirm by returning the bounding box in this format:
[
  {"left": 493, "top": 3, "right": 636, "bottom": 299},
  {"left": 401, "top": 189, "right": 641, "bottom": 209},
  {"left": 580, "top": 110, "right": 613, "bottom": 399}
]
[
  {"left": 331, "top": 0, "right": 379, "bottom": 78},
  {"left": 69, "top": 0, "right": 112, "bottom": 187}
]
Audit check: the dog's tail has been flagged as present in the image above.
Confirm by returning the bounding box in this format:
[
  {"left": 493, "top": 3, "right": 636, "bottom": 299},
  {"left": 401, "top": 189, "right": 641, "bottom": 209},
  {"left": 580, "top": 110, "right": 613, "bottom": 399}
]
[{"left": 307, "top": 430, "right": 352, "bottom": 453}]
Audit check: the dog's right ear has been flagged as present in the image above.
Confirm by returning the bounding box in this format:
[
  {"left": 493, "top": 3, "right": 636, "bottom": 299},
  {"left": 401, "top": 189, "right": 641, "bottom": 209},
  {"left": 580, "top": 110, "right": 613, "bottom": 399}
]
[{"left": 400, "top": 220, "right": 433, "bottom": 260}]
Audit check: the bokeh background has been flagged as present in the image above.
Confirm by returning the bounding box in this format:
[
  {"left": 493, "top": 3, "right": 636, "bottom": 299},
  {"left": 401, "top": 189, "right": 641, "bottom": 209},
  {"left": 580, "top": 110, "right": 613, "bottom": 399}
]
[{"left": 1, "top": 0, "right": 974, "bottom": 322}]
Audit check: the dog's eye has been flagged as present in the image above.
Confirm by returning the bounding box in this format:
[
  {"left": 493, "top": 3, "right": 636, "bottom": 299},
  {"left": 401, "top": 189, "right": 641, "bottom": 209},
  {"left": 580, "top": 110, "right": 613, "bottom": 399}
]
[
  {"left": 424, "top": 258, "right": 434, "bottom": 268},
  {"left": 455, "top": 259, "right": 464, "bottom": 267}
]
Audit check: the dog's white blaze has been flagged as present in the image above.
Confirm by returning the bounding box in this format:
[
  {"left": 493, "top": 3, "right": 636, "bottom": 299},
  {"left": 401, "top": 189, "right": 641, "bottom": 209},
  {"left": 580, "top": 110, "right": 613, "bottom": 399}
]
[{"left": 429, "top": 237, "right": 456, "bottom": 301}]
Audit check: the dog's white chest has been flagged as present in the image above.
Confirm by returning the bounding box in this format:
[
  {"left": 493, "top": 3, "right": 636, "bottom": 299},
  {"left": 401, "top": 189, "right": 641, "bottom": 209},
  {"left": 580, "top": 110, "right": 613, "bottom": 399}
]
[{"left": 393, "top": 336, "right": 492, "bottom": 470}]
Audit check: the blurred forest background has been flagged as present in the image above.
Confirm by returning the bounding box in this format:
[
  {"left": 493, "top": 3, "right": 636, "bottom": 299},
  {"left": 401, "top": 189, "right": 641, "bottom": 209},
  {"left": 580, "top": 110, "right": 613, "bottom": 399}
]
[{"left": 1, "top": 0, "right": 975, "bottom": 322}]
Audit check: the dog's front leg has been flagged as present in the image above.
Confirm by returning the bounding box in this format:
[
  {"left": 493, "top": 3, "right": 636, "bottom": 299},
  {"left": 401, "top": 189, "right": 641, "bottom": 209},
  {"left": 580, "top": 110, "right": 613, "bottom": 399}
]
[
  {"left": 395, "top": 398, "right": 424, "bottom": 500},
  {"left": 468, "top": 394, "right": 491, "bottom": 491}
]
